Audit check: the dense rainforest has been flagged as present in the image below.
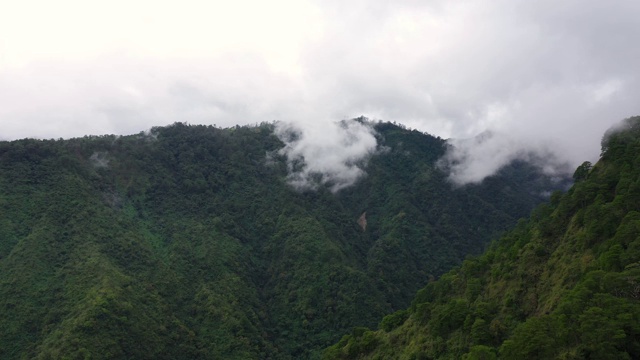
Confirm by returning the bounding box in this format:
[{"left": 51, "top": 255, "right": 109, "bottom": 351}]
[
  {"left": 325, "top": 116, "right": 640, "bottom": 359},
  {"left": 0, "top": 119, "right": 564, "bottom": 359}
]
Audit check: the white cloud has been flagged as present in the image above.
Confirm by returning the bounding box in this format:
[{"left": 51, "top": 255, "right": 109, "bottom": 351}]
[
  {"left": 274, "top": 119, "right": 378, "bottom": 192},
  {"left": 1, "top": 0, "right": 639, "bottom": 183},
  {"left": 438, "top": 130, "right": 571, "bottom": 186}
]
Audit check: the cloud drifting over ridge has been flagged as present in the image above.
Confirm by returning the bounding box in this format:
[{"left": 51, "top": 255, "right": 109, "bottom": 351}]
[
  {"left": 438, "top": 130, "right": 573, "bottom": 185},
  {"left": 1, "top": 0, "right": 640, "bottom": 183},
  {"left": 274, "top": 119, "right": 378, "bottom": 192}
]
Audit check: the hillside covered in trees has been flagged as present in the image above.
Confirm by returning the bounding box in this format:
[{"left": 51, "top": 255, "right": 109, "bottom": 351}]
[
  {"left": 325, "top": 116, "right": 640, "bottom": 359},
  {"left": 0, "top": 120, "right": 564, "bottom": 359}
]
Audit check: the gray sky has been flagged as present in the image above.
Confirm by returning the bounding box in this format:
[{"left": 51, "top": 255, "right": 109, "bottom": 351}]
[{"left": 2, "top": 0, "right": 639, "bottom": 183}]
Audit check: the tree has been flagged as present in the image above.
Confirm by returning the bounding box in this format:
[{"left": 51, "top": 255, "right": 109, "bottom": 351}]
[{"left": 573, "top": 161, "right": 592, "bottom": 182}]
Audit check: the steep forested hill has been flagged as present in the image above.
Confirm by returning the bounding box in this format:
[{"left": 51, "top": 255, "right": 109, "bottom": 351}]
[
  {"left": 0, "top": 120, "right": 564, "bottom": 359},
  {"left": 325, "top": 116, "right": 640, "bottom": 359}
]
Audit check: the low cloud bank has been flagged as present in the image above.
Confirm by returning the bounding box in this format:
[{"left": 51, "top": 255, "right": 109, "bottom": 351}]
[
  {"left": 438, "top": 131, "right": 573, "bottom": 186},
  {"left": 274, "top": 119, "right": 378, "bottom": 192}
]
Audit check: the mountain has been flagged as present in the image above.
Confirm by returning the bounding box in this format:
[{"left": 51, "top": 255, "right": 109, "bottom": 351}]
[
  {"left": 0, "top": 120, "right": 566, "bottom": 359},
  {"left": 325, "top": 116, "right": 640, "bottom": 359}
]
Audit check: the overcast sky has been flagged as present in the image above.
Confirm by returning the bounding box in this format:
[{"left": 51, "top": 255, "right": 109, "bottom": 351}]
[{"left": 1, "top": 0, "right": 639, "bottom": 183}]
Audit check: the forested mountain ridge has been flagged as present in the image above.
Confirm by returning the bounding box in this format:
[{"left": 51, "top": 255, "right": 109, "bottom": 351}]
[
  {"left": 0, "top": 120, "right": 566, "bottom": 359},
  {"left": 325, "top": 116, "right": 640, "bottom": 359}
]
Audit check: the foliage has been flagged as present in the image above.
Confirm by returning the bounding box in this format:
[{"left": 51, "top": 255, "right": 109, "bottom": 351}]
[
  {"left": 325, "top": 116, "right": 640, "bottom": 359},
  {"left": 0, "top": 120, "right": 564, "bottom": 359}
]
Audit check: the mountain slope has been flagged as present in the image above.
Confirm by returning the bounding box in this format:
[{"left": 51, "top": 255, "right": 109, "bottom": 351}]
[
  {"left": 0, "top": 120, "right": 565, "bottom": 359},
  {"left": 325, "top": 116, "right": 640, "bottom": 359}
]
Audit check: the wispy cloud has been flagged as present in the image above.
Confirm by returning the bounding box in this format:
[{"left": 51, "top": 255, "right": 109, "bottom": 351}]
[
  {"left": 438, "top": 131, "right": 572, "bottom": 185},
  {"left": 275, "top": 119, "right": 378, "bottom": 192}
]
